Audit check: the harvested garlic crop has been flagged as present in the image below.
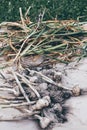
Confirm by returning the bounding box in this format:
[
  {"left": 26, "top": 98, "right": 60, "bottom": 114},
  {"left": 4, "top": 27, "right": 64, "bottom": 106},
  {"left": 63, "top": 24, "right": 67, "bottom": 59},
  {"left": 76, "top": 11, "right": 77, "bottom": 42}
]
[
  {"left": 35, "top": 114, "right": 52, "bottom": 128},
  {"left": 31, "top": 96, "right": 51, "bottom": 111}
]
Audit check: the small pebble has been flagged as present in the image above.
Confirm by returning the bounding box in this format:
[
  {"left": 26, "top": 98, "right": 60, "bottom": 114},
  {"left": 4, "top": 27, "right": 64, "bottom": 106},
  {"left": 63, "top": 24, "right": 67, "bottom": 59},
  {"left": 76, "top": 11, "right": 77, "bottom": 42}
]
[
  {"left": 53, "top": 72, "right": 62, "bottom": 83},
  {"left": 39, "top": 83, "right": 48, "bottom": 90},
  {"left": 72, "top": 86, "right": 81, "bottom": 96},
  {"left": 36, "top": 67, "right": 42, "bottom": 71},
  {"left": 29, "top": 76, "right": 38, "bottom": 83},
  {"left": 53, "top": 103, "right": 62, "bottom": 113}
]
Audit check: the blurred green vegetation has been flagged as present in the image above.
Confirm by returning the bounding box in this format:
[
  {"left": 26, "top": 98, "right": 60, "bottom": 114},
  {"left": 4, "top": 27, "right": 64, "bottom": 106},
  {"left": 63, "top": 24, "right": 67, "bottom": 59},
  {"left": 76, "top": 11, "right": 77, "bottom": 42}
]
[{"left": 0, "top": 0, "right": 87, "bottom": 22}]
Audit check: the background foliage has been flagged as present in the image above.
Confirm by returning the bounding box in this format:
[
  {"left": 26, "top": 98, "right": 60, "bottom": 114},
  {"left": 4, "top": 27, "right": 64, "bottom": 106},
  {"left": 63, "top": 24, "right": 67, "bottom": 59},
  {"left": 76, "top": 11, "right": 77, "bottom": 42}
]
[{"left": 0, "top": 0, "right": 87, "bottom": 22}]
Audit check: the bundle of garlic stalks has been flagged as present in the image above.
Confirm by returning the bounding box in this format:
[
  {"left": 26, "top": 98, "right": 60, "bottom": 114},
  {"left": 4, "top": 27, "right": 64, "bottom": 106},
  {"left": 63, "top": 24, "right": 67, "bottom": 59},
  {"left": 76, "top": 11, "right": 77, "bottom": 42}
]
[
  {"left": 0, "top": 17, "right": 87, "bottom": 129},
  {"left": 0, "top": 18, "right": 87, "bottom": 69}
]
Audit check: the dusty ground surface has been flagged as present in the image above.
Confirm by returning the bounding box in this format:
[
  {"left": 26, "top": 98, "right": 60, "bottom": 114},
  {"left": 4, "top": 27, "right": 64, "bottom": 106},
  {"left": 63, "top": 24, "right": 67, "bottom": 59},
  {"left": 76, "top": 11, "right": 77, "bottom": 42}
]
[
  {"left": 53, "top": 58, "right": 87, "bottom": 130},
  {"left": 0, "top": 58, "right": 87, "bottom": 130}
]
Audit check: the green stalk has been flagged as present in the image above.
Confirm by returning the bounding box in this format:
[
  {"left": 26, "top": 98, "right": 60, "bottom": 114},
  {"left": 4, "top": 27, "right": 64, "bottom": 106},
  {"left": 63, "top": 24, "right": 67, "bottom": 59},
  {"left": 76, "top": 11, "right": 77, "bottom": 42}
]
[{"left": 20, "top": 29, "right": 45, "bottom": 56}]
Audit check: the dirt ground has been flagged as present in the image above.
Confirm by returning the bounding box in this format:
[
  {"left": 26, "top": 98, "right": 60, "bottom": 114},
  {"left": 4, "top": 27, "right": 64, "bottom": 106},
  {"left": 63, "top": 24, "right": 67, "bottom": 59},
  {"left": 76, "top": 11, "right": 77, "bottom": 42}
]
[{"left": 0, "top": 58, "right": 87, "bottom": 130}]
